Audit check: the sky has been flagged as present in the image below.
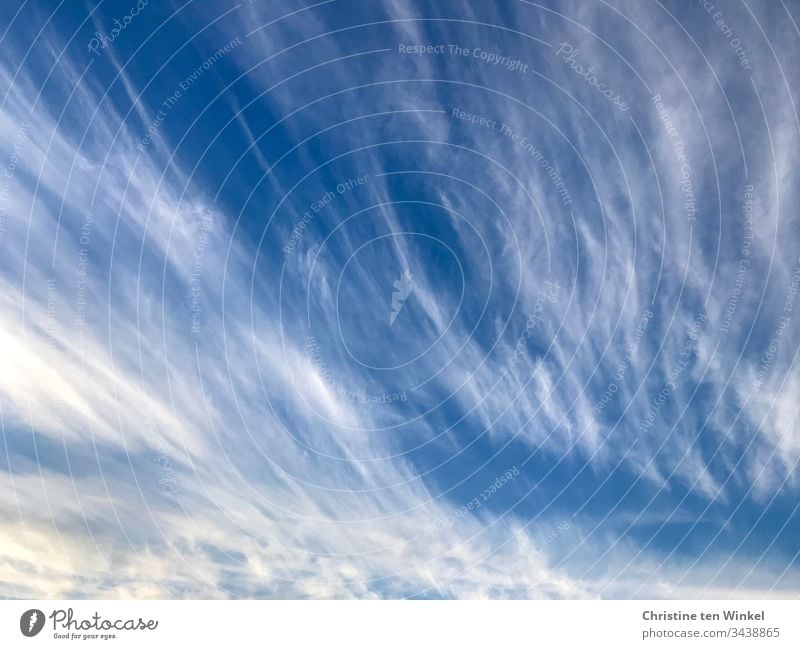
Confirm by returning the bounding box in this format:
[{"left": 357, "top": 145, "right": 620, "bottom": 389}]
[{"left": 0, "top": 0, "right": 798, "bottom": 599}]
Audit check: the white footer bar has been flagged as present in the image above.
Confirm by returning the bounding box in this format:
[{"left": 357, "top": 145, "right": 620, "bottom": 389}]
[{"left": 1, "top": 600, "right": 797, "bottom": 648}]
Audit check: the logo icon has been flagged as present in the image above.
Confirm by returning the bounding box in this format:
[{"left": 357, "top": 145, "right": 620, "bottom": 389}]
[
  {"left": 20, "top": 609, "right": 45, "bottom": 637},
  {"left": 389, "top": 269, "right": 414, "bottom": 326}
]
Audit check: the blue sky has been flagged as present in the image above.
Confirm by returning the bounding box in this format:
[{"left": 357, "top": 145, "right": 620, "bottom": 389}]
[{"left": 0, "top": 0, "right": 798, "bottom": 598}]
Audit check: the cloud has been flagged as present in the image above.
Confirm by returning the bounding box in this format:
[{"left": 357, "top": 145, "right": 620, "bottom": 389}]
[{"left": 0, "top": 0, "right": 798, "bottom": 599}]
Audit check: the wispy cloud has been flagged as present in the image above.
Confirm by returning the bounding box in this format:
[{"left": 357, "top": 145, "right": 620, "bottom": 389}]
[{"left": 1, "top": 0, "right": 798, "bottom": 599}]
